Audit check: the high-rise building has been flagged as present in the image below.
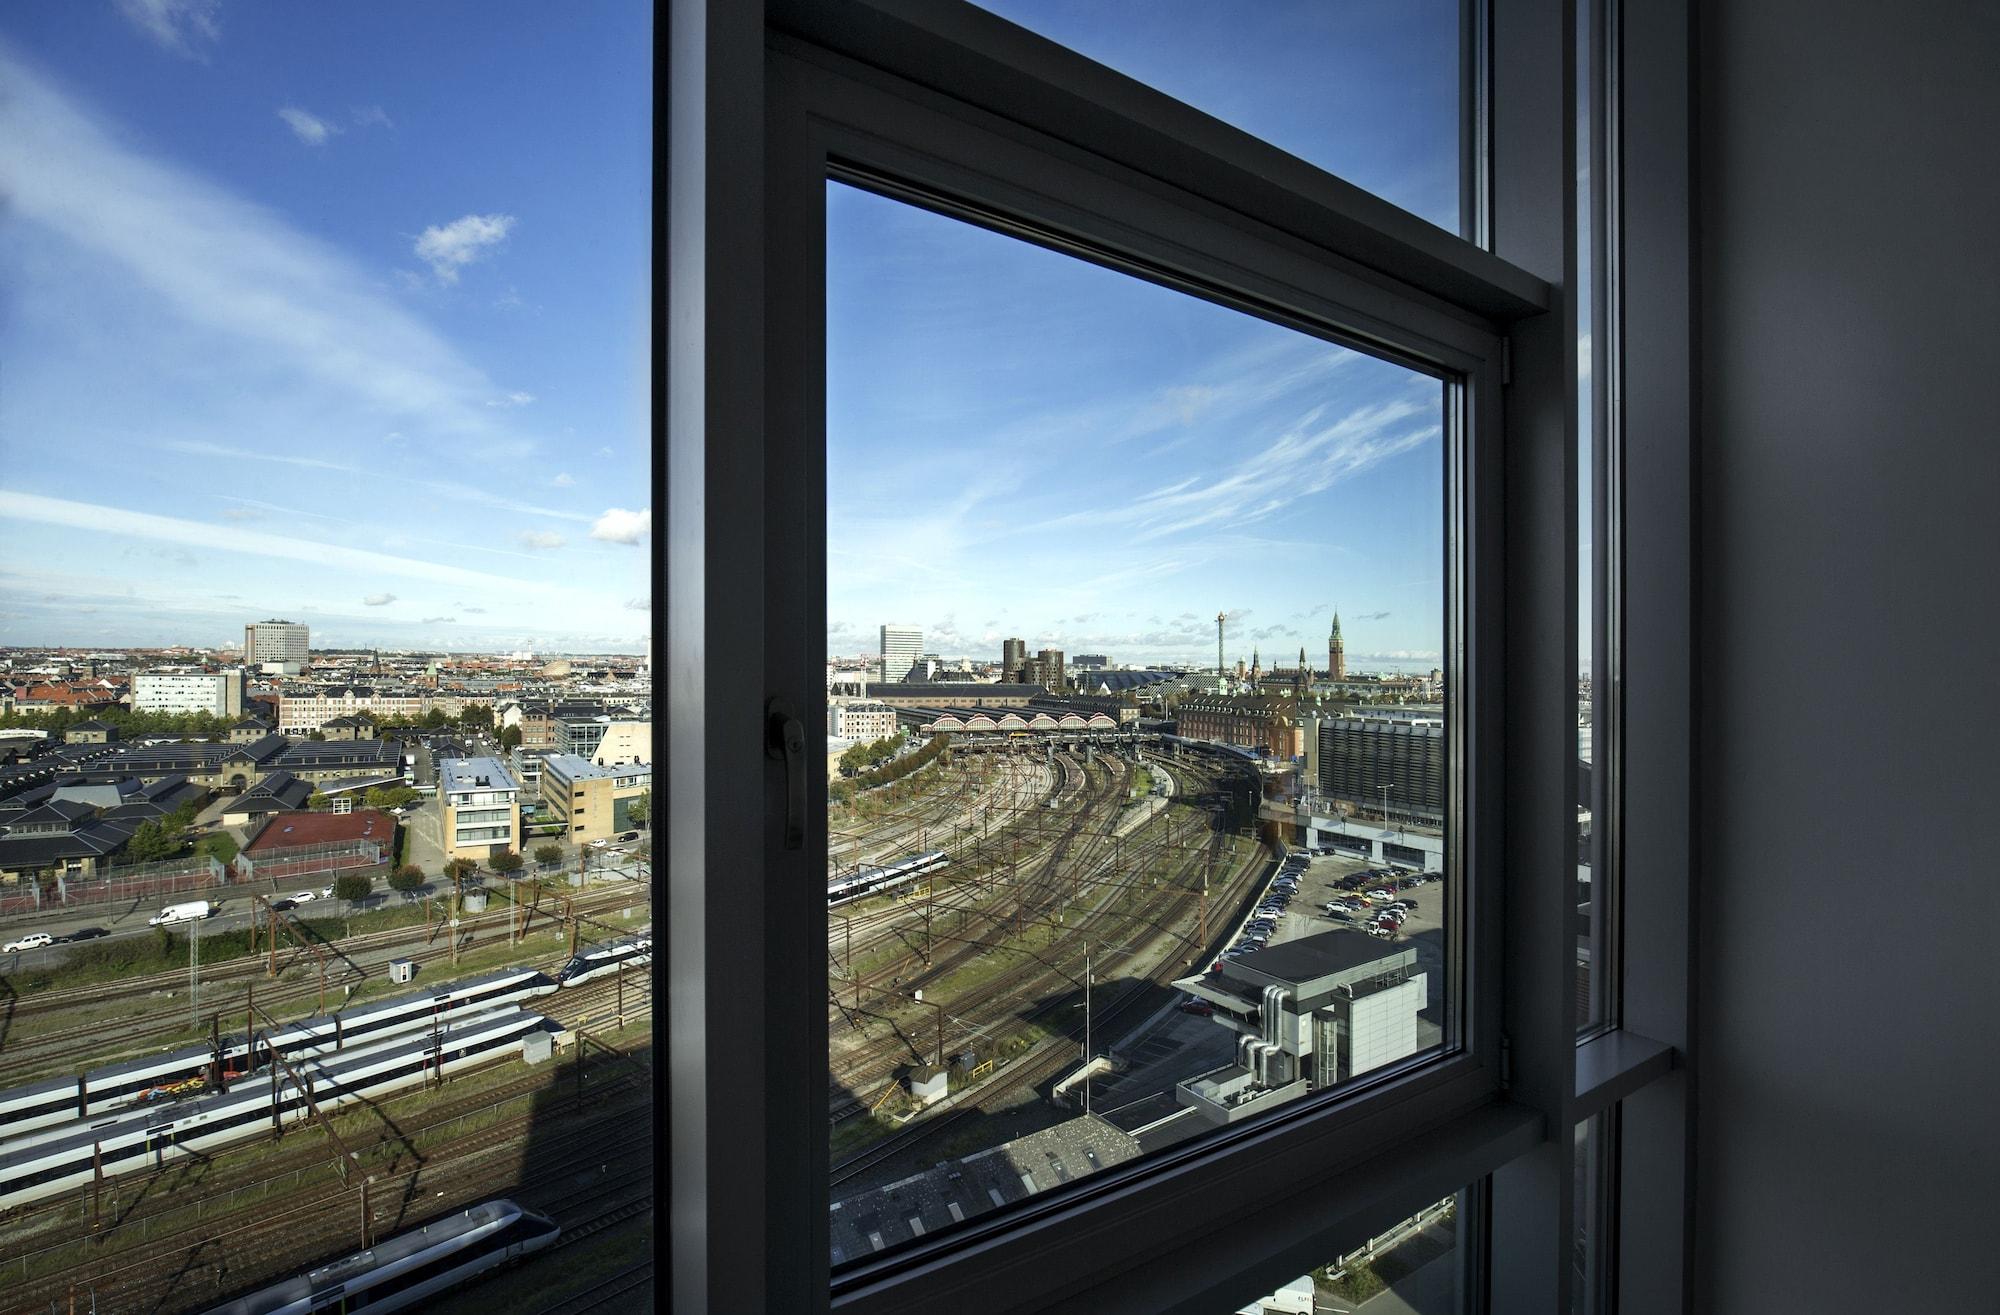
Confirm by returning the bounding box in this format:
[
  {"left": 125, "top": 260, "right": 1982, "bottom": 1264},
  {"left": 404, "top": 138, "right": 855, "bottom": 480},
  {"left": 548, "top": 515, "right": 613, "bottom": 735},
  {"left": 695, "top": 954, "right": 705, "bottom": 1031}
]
[
  {"left": 1025, "top": 647, "right": 1065, "bottom": 691},
  {"left": 880, "top": 624, "right": 923, "bottom": 683},
  {"left": 1001, "top": 637, "right": 1027, "bottom": 680},
  {"left": 244, "top": 619, "right": 310, "bottom": 674},
  {"left": 1328, "top": 610, "right": 1346, "bottom": 681}
]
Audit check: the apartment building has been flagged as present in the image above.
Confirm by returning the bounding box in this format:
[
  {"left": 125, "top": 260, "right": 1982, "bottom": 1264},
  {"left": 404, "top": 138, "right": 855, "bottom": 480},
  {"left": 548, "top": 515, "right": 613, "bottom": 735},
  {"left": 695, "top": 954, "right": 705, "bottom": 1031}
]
[
  {"left": 437, "top": 756, "right": 520, "bottom": 862},
  {"left": 130, "top": 669, "right": 245, "bottom": 717}
]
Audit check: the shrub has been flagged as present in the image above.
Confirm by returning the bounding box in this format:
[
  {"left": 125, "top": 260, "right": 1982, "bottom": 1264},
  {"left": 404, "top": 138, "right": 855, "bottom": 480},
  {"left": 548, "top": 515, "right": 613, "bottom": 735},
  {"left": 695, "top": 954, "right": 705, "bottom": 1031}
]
[
  {"left": 533, "top": 844, "right": 563, "bottom": 869},
  {"left": 489, "top": 850, "right": 525, "bottom": 876},
  {"left": 332, "top": 874, "right": 373, "bottom": 906},
  {"left": 387, "top": 866, "right": 426, "bottom": 895}
]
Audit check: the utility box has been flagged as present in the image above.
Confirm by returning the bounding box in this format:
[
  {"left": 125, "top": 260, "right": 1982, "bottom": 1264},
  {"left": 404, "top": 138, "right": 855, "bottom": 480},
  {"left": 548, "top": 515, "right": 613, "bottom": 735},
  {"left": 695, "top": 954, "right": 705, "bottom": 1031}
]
[
  {"left": 462, "top": 891, "right": 488, "bottom": 913},
  {"left": 522, "top": 1030, "right": 554, "bottom": 1065},
  {"left": 388, "top": 958, "right": 416, "bottom": 984},
  {"left": 908, "top": 1066, "right": 948, "bottom": 1108},
  {"left": 567, "top": 874, "right": 584, "bottom": 888}
]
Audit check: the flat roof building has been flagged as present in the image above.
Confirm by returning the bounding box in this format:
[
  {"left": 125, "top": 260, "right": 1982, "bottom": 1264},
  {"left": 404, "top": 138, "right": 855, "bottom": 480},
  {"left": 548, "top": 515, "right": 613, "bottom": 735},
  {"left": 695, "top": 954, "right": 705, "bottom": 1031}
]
[{"left": 439, "top": 757, "right": 521, "bottom": 862}]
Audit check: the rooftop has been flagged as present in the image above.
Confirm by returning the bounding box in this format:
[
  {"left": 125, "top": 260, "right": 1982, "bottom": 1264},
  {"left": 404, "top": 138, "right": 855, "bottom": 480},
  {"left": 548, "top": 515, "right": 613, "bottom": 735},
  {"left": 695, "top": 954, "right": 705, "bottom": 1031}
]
[
  {"left": 540, "top": 752, "right": 647, "bottom": 784},
  {"left": 244, "top": 808, "right": 395, "bottom": 852},
  {"left": 440, "top": 757, "right": 519, "bottom": 794}
]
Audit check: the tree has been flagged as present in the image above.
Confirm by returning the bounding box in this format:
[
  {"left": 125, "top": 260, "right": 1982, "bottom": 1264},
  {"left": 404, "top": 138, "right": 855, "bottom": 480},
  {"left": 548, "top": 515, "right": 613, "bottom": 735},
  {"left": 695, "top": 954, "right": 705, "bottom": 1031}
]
[
  {"left": 124, "top": 820, "right": 181, "bottom": 864},
  {"left": 307, "top": 792, "right": 332, "bottom": 812},
  {"left": 422, "top": 708, "right": 448, "bottom": 729},
  {"left": 388, "top": 865, "right": 426, "bottom": 897},
  {"left": 332, "top": 874, "right": 373, "bottom": 908},
  {"left": 306, "top": 729, "right": 326, "bottom": 741},
  {"left": 627, "top": 789, "right": 650, "bottom": 827},
  {"left": 533, "top": 843, "right": 563, "bottom": 869},
  {"left": 490, "top": 849, "right": 525, "bottom": 876},
  {"left": 443, "top": 857, "right": 478, "bottom": 883},
  {"left": 498, "top": 724, "right": 523, "bottom": 751}
]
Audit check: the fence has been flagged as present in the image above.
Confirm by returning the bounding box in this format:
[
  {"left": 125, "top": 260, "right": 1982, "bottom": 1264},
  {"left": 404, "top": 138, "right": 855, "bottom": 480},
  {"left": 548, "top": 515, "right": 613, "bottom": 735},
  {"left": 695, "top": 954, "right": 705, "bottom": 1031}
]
[
  {"left": 0, "top": 856, "right": 223, "bottom": 917},
  {"left": 238, "top": 839, "right": 390, "bottom": 884}
]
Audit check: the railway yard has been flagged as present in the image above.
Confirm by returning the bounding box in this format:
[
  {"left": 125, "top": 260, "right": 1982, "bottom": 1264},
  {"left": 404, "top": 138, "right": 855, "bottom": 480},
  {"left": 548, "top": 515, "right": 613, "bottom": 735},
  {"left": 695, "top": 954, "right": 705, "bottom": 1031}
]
[
  {"left": 0, "top": 877, "right": 656, "bottom": 1315},
  {"left": 824, "top": 738, "right": 1274, "bottom": 1190}
]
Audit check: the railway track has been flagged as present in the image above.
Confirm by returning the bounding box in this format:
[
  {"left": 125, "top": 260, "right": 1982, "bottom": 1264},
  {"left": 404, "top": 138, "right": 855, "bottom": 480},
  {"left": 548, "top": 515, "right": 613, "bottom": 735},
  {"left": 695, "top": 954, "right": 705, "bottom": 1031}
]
[
  {"left": 828, "top": 753, "right": 1256, "bottom": 1118},
  {"left": 0, "top": 1021, "right": 656, "bottom": 1314},
  {"left": 0, "top": 889, "right": 648, "bottom": 1088}
]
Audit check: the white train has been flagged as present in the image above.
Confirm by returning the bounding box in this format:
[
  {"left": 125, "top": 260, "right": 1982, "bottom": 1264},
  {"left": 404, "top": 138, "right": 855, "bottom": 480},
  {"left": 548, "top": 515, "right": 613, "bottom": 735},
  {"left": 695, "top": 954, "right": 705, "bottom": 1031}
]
[
  {"left": 554, "top": 935, "right": 652, "bottom": 988},
  {"left": 0, "top": 1009, "right": 544, "bottom": 1211},
  {"left": 826, "top": 850, "right": 949, "bottom": 907},
  {"left": 202, "top": 1198, "right": 560, "bottom": 1315},
  {"left": 0, "top": 967, "right": 557, "bottom": 1143}
]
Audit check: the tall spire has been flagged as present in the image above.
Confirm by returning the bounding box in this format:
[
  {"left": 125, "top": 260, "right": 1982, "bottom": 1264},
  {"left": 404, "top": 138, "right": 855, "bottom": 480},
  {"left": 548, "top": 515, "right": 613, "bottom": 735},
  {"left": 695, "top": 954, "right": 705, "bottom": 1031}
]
[{"left": 1328, "top": 607, "right": 1347, "bottom": 682}]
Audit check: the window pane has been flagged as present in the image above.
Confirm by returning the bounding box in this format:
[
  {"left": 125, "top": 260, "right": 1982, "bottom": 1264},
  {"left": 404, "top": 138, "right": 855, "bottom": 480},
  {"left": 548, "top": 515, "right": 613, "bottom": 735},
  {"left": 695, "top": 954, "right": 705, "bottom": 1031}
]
[
  {"left": 1253, "top": 1191, "right": 1466, "bottom": 1314},
  {"left": 826, "top": 181, "right": 1453, "bottom": 1263},
  {"left": 1573, "top": 1114, "right": 1614, "bottom": 1313},
  {"left": 0, "top": 6, "right": 651, "bottom": 1311},
  {"left": 973, "top": 0, "right": 1465, "bottom": 235}
]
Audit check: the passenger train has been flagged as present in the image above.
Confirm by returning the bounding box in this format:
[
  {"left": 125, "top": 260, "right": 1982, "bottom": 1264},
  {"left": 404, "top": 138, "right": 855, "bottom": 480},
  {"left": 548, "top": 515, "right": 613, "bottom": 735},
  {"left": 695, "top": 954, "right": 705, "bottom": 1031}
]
[
  {"left": 0, "top": 966, "right": 558, "bottom": 1142},
  {"left": 554, "top": 934, "right": 652, "bottom": 987},
  {"left": 826, "top": 849, "right": 949, "bottom": 907},
  {"left": 0, "top": 1009, "right": 544, "bottom": 1211},
  {"left": 202, "top": 1198, "right": 560, "bottom": 1315}
]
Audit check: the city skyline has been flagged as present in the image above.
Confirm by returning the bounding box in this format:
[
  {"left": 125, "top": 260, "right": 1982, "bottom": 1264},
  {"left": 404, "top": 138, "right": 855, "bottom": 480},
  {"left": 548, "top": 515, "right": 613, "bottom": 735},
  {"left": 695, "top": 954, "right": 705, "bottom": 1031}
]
[{"left": 0, "top": 10, "right": 651, "bottom": 653}]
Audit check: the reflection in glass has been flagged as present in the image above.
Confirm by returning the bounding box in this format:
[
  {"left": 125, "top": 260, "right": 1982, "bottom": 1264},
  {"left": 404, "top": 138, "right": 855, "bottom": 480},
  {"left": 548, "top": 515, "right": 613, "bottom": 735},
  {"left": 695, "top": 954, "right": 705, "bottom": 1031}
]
[
  {"left": 825, "top": 181, "right": 1452, "bottom": 1262},
  {"left": 1242, "top": 1192, "right": 1464, "bottom": 1314},
  {"left": 974, "top": 0, "right": 1465, "bottom": 235}
]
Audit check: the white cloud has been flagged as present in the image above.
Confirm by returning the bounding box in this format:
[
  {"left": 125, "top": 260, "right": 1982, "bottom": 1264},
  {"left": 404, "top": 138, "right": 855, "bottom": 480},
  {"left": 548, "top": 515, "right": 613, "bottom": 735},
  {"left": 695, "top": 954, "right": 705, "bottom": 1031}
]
[
  {"left": 115, "top": 0, "right": 220, "bottom": 59},
  {"left": 351, "top": 105, "right": 394, "bottom": 130},
  {"left": 413, "top": 214, "right": 516, "bottom": 283},
  {"left": 623, "top": 597, "right": 650, "bottom": 611},
  {"left": 552, "top": 472, "right": 574, "bottom": 487},
  {"left": 517, "top": 530, "right": 566, "bottom": 551},
  {"left": 589, "top": 508, "right": 650, "bottom": 545},
  {"left": 362, "top": 592, "right": 396, "bottom": 606},
  {"left": 421, "top": 615, "right": 456, "bottom": 624},
  {"left": 164, "top": 441, "right": 591, "bottom": 523},
  {"left": 0, "top": 51, "right": 531, "bottom": 449},
  {"left": 486, "top": 390, "right": 534, "bottom": 408},
  {"left": 596, "top": 446, "right": 614, "bottom": 458},
  {"left": 277, "top": 106, "right": 338, "bottom": 146}
]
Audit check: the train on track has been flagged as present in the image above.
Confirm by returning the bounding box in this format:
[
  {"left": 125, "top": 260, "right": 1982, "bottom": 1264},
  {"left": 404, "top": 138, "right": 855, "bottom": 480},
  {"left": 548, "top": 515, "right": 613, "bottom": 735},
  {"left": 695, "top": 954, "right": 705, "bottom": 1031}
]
[
  {"left": 0, "top": 1008, "right": 545, "bottom": 1211},
  {"left": 826, "top": 849, "right": 949, "bottom": 907},
  {"left": 555, "top": 934, "right": 652, "bottom": 987},
  {"left": 0, "top": 963, "right": 581, "bottom": 1143},
  {"left": 201, "top": 1198, "right": 560, "bottom": 1315}
]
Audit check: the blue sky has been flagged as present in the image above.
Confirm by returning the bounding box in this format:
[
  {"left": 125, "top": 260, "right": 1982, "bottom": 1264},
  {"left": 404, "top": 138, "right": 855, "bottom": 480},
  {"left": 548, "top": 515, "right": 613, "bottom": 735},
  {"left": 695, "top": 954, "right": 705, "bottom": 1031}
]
[
  {"left": 827, "top": 0, "right": 1457, "bottom": 674},
  {"left": 0, "top": 3, "right": 651, "bottom": 653}
]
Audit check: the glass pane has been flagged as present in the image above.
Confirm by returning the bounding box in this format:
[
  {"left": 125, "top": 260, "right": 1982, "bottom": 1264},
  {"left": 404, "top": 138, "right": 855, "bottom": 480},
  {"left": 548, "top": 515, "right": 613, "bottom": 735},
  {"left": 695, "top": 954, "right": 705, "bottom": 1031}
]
[
  {"left": 1576, "top": 0, "right": 1612, "bottom": 1033},
  {"left": 1573, "top": 1114, "right": 1614, "bottom": 1313},
  {"left": 973, "top": 0, "right": 1466, "bottom": 235},
  {"left": 0, "top": 6, "right": 652, "bottom": 1311},
  {"left": 826, "top": 181, "right": 1453, "bottom": 1264},
  {"left": 1257, "top": 1191, "right": 1466, "bottom": 1314}
]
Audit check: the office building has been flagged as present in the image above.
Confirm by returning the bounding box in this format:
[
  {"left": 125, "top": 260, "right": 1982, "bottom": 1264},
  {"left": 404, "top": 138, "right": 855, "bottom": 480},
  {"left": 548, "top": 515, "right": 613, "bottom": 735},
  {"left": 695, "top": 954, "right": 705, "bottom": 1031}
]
[
  {"left": 243, "top": 620, "right": 310, "bottom": 674},
  {"left": 1023, "top": 647, "right": 1066, "bottom": 692},
  {"left": 556, "top": 715, "right": 652, "bottom": 766},
  {"left": 1000, "top": 637, "right": 1027, "bottom": 680},
  {"left": 130, "top": 669, "right": 245, "bottom": 717},
  {"left": 438, "top": 757, "right": 520, "bottom": 862},
  {"left": 539, "top": 753, "right": 651, "bottom": 844},
  {"left": 879, "top": 624, "right": 922, "bottom": 683}
]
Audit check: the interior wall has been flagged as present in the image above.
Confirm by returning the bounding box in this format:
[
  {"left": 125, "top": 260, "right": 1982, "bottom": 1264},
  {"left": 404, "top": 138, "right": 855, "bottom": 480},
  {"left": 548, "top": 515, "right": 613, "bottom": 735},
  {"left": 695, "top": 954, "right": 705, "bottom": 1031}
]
[{"left": 1694, "top": 2, "right": 2000, "bottom": 1309}]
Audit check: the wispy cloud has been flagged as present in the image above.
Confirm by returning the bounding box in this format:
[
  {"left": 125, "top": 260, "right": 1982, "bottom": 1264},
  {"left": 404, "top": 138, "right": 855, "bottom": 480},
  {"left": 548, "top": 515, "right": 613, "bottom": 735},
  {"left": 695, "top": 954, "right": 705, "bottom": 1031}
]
[
  {"left": 165, "top": 441, "right": 591, "bottom": 523},
  {"left": 623, "top": 597, "right": 649, "bottom": 611},
  {"left": 487, "top": 390, "right": 534, "bottom": 408},
  {"left": 115, "top": 0, "right": 219, "bottom": 59},
  {"left": 517, "top": 530, "right": 566, "bottom": 551},
  {"left": 421, "top": 615, "right": 456, "bottom": 624},
  {"left": 552, "top": 472, "right": 574, "bottom": 487},
  {"left": 362, "top": 592, "right": 396, "bottom": 606},
  {"left": 414, "top": 213, "right": 516, "bottom": 283},
  {"left": 351, "top": 104, "right": 394, "bottom": 130},
  {"left": 277, "top": 106, "right": 338, "bottom": 146},
  {"left": 590, "top": 508, "right": 649, "bottom": 545},
  {"left": 0, "top": 49, "right": 530, "bottom": 450},
  {"left": 0, "top": 491, "right": 532, "bottom": 591}
]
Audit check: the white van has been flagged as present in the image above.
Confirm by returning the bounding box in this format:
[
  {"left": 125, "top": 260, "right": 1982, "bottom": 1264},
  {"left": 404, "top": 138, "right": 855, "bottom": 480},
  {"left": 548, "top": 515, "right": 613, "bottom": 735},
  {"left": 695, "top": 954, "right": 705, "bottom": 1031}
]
[{"left": 148, "top": 900, "right": 213, "bottom": 927}]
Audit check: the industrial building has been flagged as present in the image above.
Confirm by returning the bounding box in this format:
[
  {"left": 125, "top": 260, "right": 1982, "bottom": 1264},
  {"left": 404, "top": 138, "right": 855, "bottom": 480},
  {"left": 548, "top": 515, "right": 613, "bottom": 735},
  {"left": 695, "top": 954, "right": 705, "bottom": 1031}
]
[
  {"left": 1172, "top": 930, "right": 1426, "bottom": 1127},
  {"left": 1316, "top": 716, "right": 1446, "bottom": 827}
]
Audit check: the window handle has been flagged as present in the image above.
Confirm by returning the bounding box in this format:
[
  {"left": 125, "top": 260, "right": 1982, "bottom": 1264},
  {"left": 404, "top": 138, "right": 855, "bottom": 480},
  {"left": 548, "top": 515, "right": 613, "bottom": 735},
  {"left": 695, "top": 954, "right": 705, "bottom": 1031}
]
[{"left": 766, "top": 698, "right": 806, "bottom": 850}]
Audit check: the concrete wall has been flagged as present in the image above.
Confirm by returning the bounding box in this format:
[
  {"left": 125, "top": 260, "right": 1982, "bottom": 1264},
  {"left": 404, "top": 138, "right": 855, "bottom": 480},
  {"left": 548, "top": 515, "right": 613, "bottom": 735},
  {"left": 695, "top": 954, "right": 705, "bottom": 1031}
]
[{"left": 1695, "top": 4, "right": 1999, "bottom": 1308}]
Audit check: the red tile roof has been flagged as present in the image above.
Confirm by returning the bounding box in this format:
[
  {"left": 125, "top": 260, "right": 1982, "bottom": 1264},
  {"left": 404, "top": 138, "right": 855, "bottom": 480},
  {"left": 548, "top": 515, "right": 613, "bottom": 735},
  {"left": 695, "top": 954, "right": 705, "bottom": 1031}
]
[{"left": 245, "top": 808, "right": 397, "bottom": 852}]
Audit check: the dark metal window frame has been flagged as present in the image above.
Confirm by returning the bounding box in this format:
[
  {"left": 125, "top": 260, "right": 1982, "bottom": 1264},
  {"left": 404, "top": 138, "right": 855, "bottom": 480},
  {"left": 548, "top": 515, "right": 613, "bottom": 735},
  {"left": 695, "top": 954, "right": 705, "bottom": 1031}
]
[{"left": 667, "top": 0, "right": 1697, "bottom": 1310}]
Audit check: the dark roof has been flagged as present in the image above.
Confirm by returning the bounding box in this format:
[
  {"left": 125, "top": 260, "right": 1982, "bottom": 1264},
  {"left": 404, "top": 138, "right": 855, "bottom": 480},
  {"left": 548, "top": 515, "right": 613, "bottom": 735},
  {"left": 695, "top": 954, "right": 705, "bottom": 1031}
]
[
  {"left": 6, "top": 799, "right": 101, "bottom": 829},
  {"left": 1077, "top": 671, "right": 1175, "bottom": 692},
  {"left": 231, "top": 717, "right": 273, "bottom": 729},
  {"left": 0, "top": 820, "right": 135, "bottom": 863},
  {"left": 873, "top": 683, "right": 1046, "bottom": 700},
  {"left": 1231, "top": 928, "right": 1406, "bottom": 984},
  {"left": 67, "top": 719, "right": 118, "bottom": 731},
  {"left": 276, "top": 740, "right": 401, "bottom": 770}
]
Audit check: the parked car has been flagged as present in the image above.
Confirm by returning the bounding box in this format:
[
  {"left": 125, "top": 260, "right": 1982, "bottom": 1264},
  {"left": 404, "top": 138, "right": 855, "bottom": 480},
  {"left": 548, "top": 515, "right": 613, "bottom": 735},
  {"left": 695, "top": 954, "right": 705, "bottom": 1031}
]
[
  {"left": 290, "top": 890, "right": 319, "bottom": 904},
  {"left": 3, "top": 933, "right": 54, "bottom": 953}
]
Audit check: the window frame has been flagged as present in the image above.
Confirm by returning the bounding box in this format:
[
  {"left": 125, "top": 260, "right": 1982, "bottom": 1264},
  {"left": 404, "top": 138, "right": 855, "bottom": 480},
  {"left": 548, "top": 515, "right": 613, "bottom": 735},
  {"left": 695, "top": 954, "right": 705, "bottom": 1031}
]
[{"left": 666, "top": 0, "right": 1694, "bottom": 1311}]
